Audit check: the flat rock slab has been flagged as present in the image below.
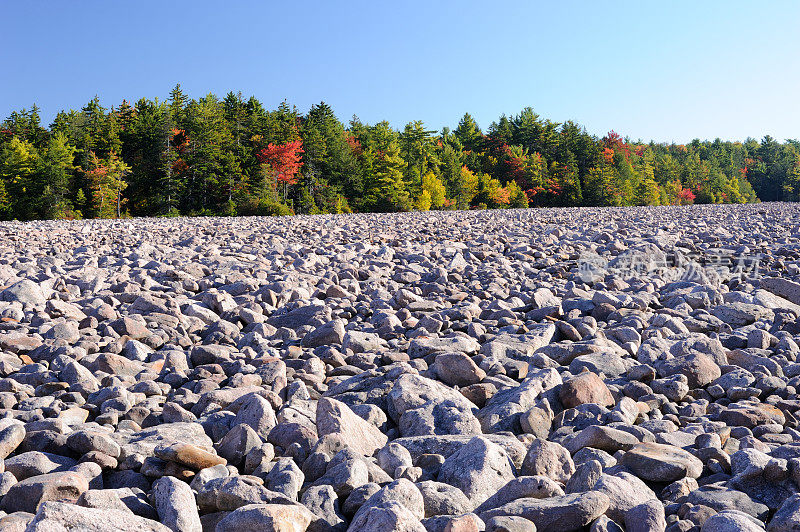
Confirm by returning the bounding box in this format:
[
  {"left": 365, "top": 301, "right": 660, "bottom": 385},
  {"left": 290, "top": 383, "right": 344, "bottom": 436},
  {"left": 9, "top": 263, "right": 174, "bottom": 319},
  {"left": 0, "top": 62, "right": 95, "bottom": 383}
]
[{"left": 622, "top": 442, "right": 703, "bottom": 482}]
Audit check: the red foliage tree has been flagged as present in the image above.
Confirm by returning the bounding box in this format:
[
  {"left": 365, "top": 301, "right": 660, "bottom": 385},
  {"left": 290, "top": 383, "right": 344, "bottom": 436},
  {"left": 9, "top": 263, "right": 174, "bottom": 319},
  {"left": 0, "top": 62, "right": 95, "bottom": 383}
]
[
  {"left": 257, "top": 140, "right": 304, "bottom": 199},
  {"left": 502, "top": 145, "right": 527, "bottom": 186},
  {"left": 678, "top": 187, "right": 696, "bottom": 205},
  {"left": 603, "top": 130, "right": 632, "bottom": 160},
  {"left": 344, "top": 134, "right": 362, "bottom": 155}
]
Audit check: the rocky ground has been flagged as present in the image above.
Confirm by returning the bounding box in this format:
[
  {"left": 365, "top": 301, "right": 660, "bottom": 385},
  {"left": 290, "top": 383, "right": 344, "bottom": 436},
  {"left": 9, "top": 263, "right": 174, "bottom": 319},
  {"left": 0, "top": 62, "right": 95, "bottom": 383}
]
[{"left": 0, "top": 204, "right": 798, "bottom": 531}]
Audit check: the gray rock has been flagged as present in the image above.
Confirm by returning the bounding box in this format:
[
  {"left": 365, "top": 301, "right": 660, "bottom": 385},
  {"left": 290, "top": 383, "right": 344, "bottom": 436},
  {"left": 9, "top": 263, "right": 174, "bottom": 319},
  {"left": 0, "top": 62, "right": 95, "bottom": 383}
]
[
  {"left": 438, "top": 436, "right": 516, "bottom": 508},
  {"left": 432, "top": 352, "right": 486, "bottom": 387},
  {"left": 0, "top": 471, "right": 89, "bottom": 513},
  {"left": 475, "top": 476, "right": 564, "bottom": 514},
  {"left": 521, "top": 439, "right": 575, "bottom": 484},
  {"left": 416, "top": 480, "right": 473, "bottom": 517},
  {"left": 234, "top": 393, "right": 278, "bottom": 439},
  {"left": 264, "top": 457, "right": 304, "bottom": 500},
  {"left": 215, "top": 503, "right": 314, "bottom": 532},
  {"left": 352, "top": 479, "right": 425, "bottom": 523},
  {"left": 625, "top": 500, "right": 666, "bottom": 532},
  {"left": 347, "top": 500, "right": 426, "bottom": 532},
  {"left": 317, "top": 397, "right": 388, "bottom": 457},
  {"left": 701, "top": 510, "right": 765, "bottom": 531},
  {"left": 302, "top": 484, "right": 347, "bottom": 532},
  {"left": 0, "top": 423, "right": 25, "bottom": 459},
  {"left": 592, "top": 472, "right": 658, "bottom": 523},
  {"left": 621, "top": 442, "right": 703, "bottom": 482},
  {"left": 216, "top": 424, "right": 262, "bottom": 466},
  {"left": 4, "top": 451, "right": 76, "bottom": 480},
  {"left": 2, "top": 279, "right": 46, "bottom": 307},
  {"left": 152, "top": 476, "right": 202, "bottom": 532},
  {"left": 26, "top": 501, "right": 169, "bottom": 531},
  {"left": 478, "top": 491, "right": 611, "bottom": 532}
]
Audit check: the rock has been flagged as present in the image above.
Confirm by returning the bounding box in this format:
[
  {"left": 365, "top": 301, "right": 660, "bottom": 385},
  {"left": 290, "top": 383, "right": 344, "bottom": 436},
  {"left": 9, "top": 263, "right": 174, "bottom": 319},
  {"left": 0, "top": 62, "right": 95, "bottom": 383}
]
[
  {"left": 343, "top": 331, "right": 383, "bottom": 354},
  {"left": 656, "top": 353, "right": 721, "bottom": 388},
  {"left": 152, "top": 475, "right": 202, "bottom": 532},
  {"left": 303, "top": 319, "right": 346, "bottom": 347},
  {"left": 2, "top": 279, "right": 46, "bottom": 307},
  {"left": 624, "top": 500, "right": 666, "bottom": 532},
  {"left": 215, "top": 503, "right": 314, "bottom": 532},
  {"left": 712, "top": 303, "right": 774, "bottom": 328},
  {"left": 216, "top": 424, "right": 262, "bottom": 466},
  {"left": 264, "top": 457, "right": 304, "bottom": 500},
  {"left": 302, "top": 484, "right": 347, "bottom": 532},
  {"left": 566, "top": 425, "right": 639, "bottom": 454},
  {"left": 416, "top": 481, "right": 473, "bottom": 517},
  {"left": 432, "top": 352, "right": 486, "bottom": 387},
  {"left": 347, "top": 500, "right": 426, "bottom": 531},
  {"left": 4, "top": 451, "right": 77, "bottom": 480},
  {"left": 352, "top": 479, "right": 425, "bottom": 522},
  {"left": 409, "top": 336, "right": 480, "bottom": 359},
  {"left": 521, "top": 439, "right": 575, "bottom": 484},
  {"left": 621, "top": 442, "right": 704, "bottom": 482},
  {"left": 196, "top": 476, "right": 297, "bottom": 512},
  {"left": 565, "top": 460, "right": 603, "bottom": 494},
  {"left": 438, "top": 436, "right": 516, "bottom": 508},
  {"left": 0, "top": 471, "right": 90, "bottom": 513},
  {"left": 26, "top": 501, "right": 169, "bottom": 531},
  {"left": 687, "top": 486, "right": 769, "bottom": 521},
  {"left": 559, "top": 372, "right": 614, "bottom": 409},
  {"left": 719, "top": 403, "right": 785, "bottom": 428},
  {"left": 477, "top": 368, "right": 562, "bottom": 434},
  {"left": 389, "top": 373, "right": 477, "bottom": 420},
  {"left": 593, "top": 473, "right": 658, "bottom": 524},
  {"left": 484, "top": 515, "right": 538, "bottom": 532},
  {"left": 0, "top": 423, "right": 25, "bottom": 459},
  {"left": 234, "top": 393, "right": 278, "bottom": 439},
  {"left": 701, "top": 510, "right": 765, "bottom": 532},
  {"left": 377, "top": 442, "right": 413, "bottom": 475},
  {"left": 478, "top": 491, "right": 611, "bottom": 532},
  {"left": 475, "top": 476, "right": 564, "bottom": 514},
  {"left": 317, "top": 397, "right": 388, "bottom": 457},
  {"left": 155, "top": 442, "right": 226, "bottom": 470},
  {"left": 768, "top": 494, "right": 800, "bottom": 531},
  {"left": 2, "top": 203, "right": 800, "bottom": 532},
  {"left": 761, "top": 277, "right": 800, "bottom": 306},
  {"left": 67, "top": 430, "right": 121, "bottom": 458}
]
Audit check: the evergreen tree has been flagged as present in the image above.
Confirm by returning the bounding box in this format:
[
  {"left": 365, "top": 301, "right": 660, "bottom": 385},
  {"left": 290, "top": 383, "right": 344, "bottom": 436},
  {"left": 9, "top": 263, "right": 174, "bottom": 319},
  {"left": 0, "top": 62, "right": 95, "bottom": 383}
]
[
  {"left": 454, "top": 113, "right": 482, "bottom": 153},
  {"left": 363, "top": 122, "right": 409, "bottom": 211},
  {"left": 35, "top": 132, "right": 77, "bottom": 218}
]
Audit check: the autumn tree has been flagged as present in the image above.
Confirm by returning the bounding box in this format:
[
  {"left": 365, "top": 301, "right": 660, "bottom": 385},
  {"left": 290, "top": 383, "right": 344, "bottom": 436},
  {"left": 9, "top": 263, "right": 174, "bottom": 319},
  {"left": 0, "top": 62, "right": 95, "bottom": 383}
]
[
  {"left": 257, "top": 139, "right": 304, "bottom": 202},
  {"left": 84, "top": 151, "right": 130, "bottom": 217}
]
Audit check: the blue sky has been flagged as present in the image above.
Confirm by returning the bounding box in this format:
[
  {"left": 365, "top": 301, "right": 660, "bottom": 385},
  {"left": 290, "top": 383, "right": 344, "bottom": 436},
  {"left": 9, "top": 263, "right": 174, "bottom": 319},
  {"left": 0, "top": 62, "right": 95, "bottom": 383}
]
[{"left": 1, "top": 1, "right": 798, "bottom": 143}]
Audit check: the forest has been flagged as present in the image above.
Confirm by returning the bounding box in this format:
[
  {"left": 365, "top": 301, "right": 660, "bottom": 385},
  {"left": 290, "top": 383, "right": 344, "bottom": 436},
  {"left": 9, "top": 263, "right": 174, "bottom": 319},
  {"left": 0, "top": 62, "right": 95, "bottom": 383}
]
[{"left": 1, "top": 85, "right": 799, "bottom": 220}]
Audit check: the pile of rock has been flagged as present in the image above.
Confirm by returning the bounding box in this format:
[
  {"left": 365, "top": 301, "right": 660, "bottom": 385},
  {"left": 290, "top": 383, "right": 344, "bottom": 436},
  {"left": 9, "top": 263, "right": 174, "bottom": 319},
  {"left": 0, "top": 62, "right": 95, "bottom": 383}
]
[{"left": 0, "top": 203, "right": 798, "bottom": 531}]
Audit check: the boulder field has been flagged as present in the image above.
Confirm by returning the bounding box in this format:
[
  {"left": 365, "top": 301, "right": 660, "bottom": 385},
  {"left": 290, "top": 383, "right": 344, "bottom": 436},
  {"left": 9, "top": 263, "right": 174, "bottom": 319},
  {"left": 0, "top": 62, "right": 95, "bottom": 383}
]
[{"left": 0, "top": 203, "right": 799, "bottom": 531}]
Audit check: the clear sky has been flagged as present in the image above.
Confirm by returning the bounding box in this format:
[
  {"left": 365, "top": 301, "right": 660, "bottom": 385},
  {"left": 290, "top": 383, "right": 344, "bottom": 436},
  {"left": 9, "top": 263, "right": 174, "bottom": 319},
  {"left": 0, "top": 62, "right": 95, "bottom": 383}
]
[{"left": 1, "top": 1, "right": 798, "bottom": 143}]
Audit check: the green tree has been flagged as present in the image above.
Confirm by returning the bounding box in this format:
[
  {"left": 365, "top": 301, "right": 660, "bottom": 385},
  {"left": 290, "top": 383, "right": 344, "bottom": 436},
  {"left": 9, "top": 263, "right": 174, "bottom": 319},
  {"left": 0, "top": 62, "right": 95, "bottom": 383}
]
[
  {"left": 363, "top": 122, "right": 409, "bottom": 211},
  {"left": 35, "top": 132, "right": 77, "bottom": 218},
  {"left": 454, "top": 113, "right": 482, "bottom": 152},
  {"left": 0, "top": 137, "right": 38, "bottom": 218}
]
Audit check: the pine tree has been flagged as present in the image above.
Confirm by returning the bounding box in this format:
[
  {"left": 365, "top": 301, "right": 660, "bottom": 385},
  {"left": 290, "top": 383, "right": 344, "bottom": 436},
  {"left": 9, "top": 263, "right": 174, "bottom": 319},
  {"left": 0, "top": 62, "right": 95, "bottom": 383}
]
[
  {"left": 35, "top": 132, "right": 76, "bottom": 219},
  {"left": 454, "top": 113, "right": 482, "bottom": 152},
  {"left": 363, "top": 122, "right": 409, "bottom": 211}
]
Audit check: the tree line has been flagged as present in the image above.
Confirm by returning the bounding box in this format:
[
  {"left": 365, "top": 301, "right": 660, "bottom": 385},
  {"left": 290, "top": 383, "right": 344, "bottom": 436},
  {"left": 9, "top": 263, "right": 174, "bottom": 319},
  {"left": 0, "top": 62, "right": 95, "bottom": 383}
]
[{"left": 1, "top": 85, "right": 798, "bottom": 219}]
